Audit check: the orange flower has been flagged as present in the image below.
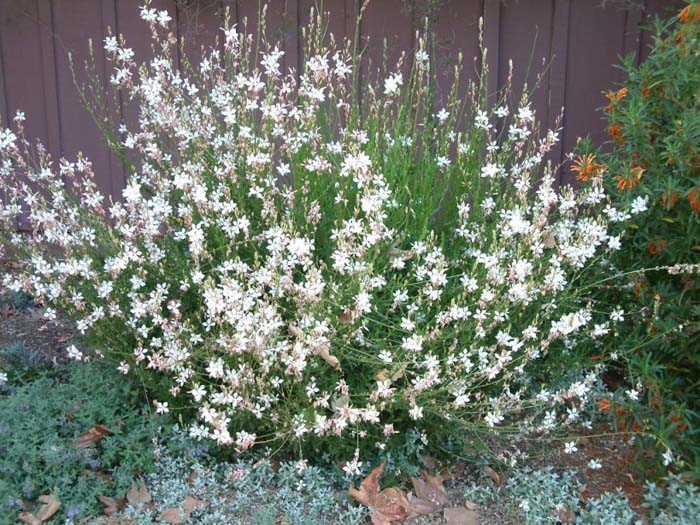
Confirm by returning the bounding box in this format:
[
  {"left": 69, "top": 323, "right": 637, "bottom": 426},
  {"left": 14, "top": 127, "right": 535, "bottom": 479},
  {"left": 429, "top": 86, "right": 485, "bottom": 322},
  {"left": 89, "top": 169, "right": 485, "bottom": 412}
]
[
  {"left": 597, "top": 399, "right": 612, "bottom": 413},
  {"left": 604, "top": 87, "right": 628, "bottom": 113},
  {"left": 615, "top": 165, "right": 644, "bottom": 191},
  {"left": 679, "top": 3, "right": 700, "bottom": 23},
  {"left": 647, "top": 239, "right": 667, "bottom": 256},
  {"left": 688, "top": 188, "right": 700, "bottom": 212},
  {"left": 670, "top": 412, "right": 688, "bottom": 433},
  {"left": 607, "top": 122, "right": 624, "bottom": 144},
  {"left": 570, "top": 154, "right": 607, "bottom": 182},
  {"left": 642, "top": 86, "right": 652, "bottom": 99},
  {"left": 662, "top": 191, "right": 679, "bottom": 209}
]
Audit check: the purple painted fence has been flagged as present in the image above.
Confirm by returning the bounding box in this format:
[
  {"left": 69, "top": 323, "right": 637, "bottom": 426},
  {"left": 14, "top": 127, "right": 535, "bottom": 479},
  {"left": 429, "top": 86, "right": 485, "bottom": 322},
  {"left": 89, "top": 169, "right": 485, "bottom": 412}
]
[{"left": 0, "top": 0, "right": 682, "bottom": 199}]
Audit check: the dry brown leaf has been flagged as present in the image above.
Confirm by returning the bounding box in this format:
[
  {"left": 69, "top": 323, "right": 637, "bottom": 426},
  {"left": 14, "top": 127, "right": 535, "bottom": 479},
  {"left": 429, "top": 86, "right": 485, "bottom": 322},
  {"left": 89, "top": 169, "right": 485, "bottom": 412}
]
[
  {"left": 371, "top": 488, "right": 410, "bottom": 525},
  {"left": 187, "top": 469, "right": 198, "bottom": 485},
  {"left": 375, "top": 369, "right": 389, "bottom": 381},
  {"left": 464, "top": 500, "right": 478, "bottom": 511},
  {"left": 18, "top": 495, "right": 61, "bottom": 524},
  {"left": 98, "top": 496, "right": 127, "bottom": 517},
  {"left": 409, "top": 470, "right": 449, "bottom": 516},
  {"left": 157, "top": 507, "right": 186, "bottom": 524},
  {"left": 348, "top": 463, "right": 411, "bottom": 525},
  {"left": 420, "top": 455, "right": 437, "bottom": 471},
  {"left": 483, "top": 466, "right": 501, "bottom": 485},
  {"left": 444, "top": 506, "right": 479, "bottom": 525},
  {"left": 94, "top": 470, "right": 114, "bottom": 483},
  {"left": 157, "top": 496, "right": 206, "bottom": 524},
  {"left": 126, "top": 480, "right": 152, "bottom": 508},
  {"left": 184, "top": 496, "right": 206, "bottom": 514},
  {"left": 316, "top": 343, "right": 341, "bottom": 371},
  {"left": 76, "top": 424, "right": 111, "bottom": 448},
  {"left": 557, "top": 507, "right": 576, "bottom": 523}
]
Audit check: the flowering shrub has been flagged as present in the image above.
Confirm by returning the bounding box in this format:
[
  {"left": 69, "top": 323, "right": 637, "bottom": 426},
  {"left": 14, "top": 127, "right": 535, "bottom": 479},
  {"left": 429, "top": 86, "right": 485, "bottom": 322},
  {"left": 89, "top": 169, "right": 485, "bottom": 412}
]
[
  {"left": 577, "top": 1, "right": 700, "bottom": 478},
  {"left": 0, "top": 4, "right": 631, "bottom": 466}
]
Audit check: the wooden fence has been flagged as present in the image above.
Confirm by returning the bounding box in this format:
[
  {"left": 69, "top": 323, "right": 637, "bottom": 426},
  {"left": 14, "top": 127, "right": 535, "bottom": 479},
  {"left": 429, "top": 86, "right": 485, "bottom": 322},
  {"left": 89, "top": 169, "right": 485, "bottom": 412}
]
[{"left": 0, "top": 0, "right": 682, "bottom": 198}]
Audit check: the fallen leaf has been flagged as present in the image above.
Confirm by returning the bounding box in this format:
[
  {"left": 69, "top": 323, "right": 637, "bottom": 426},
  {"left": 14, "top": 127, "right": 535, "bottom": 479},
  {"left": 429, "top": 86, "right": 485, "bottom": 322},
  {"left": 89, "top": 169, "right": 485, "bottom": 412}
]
[
  {"left": 349, "top": 463, "right": 411, "bottom": 525},
  {"left": 94, "top": 470, "right": 113, "bottom": 483},
  {"left": 187, "top": 469, "right": 198, "bottom": 485},
  {"left": 444, "top": 506, "right": 479, "bottom": 525},
  {"left": 57, "top": 333, "right": 71, "bottom": 343},
  {"left": 483, "top": 466, "right": 501, "bottom": 485},
  {"left": 409, "top": 470, "right": 449, "bottom": 515},
  {"left": 464, "top": 500, "right": 478, "bottom": 511},
  {"left": 420, "top": 455, "right": 437, "bottom": 471},
  {"left": 157, "top": 496, "right": 207, "bottom": 523},
  {"left": 557, "top": 507, "right": 576, "bottom": 523},
  {"left": 184, "top": 495, "right": 206, "bottom": 514},
  {"left": 18, "top": 495, "right": 61, "bottom": 524},
  {"left": 126, "top": 480, "right": 152, "bottom": 508},
  {"left": 316, "top": 343, "right": 341, "bottom": 371},
  {"left": 157, "top": 506, "right": 186, "bottom": 524},
  {"left": 76, "top": 424, "right": 111, "bottom": 448},
  {"left": 98, "top": 496, "right": 126, "bottom": 516}
]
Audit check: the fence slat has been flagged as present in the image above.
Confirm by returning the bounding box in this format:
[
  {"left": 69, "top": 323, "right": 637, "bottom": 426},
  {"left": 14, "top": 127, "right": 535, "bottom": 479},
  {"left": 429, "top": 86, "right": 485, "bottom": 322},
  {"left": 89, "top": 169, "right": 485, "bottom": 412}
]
[
  {"left": 0, "top": 0, "right": 686, "bottom": 200},
  {"left": 548, "top": 0, "right": 570, "bottom": 174}
]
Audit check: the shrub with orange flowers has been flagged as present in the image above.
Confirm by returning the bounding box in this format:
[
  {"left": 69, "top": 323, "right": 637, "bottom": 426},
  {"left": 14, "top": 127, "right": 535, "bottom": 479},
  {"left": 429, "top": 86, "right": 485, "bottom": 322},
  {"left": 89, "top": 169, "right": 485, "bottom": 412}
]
[{"left": 578, "top": 1, "right": 700, "bottom": 479}]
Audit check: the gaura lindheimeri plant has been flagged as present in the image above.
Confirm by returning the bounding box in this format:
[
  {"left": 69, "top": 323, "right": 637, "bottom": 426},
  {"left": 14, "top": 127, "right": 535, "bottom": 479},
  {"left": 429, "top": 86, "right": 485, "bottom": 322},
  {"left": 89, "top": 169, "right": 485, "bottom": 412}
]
[{"left": 0, "top": 3, "right": 640, "bottom": 467}]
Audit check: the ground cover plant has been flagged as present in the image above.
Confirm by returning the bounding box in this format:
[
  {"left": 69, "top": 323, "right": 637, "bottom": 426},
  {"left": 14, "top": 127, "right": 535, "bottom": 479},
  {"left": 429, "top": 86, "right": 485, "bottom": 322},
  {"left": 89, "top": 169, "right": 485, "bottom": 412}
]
[
  {"left": 0, "top": 0, "right": 647, "bottom": 482},
  {"left": 0, "top": 361, "right": 168, "bottom": 523},
  {"left": 574, "top": 0, "right": 700, "bottom": 479}
]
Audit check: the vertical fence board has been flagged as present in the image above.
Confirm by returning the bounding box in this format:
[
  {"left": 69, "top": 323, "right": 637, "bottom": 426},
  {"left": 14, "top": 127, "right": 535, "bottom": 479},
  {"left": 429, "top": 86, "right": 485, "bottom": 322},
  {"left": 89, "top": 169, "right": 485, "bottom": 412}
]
[
  {"left": 0, "top": 14, "right": 8, "bottom": 125},
  {"left": 499, "top": 0, "right": 554, "bottom": 130},
  {"left": 177, "top": 0, "right": 225, "bottom": 67},
  {"left": 360, "top": 0, "right": 414, "bottom": 86},
  {"left": 0, "top": 0, "right": 686, "bottom": 201},
  {"left": 432, "top": 0, "right": 483, "bottom": 104},
  {"left": 561, "top": 2, "right": 628, "bottom": 185},
  {"left": 51, "top": 0, "right": 115, "bottom": 198},
  {"left": 548, "top": 0, "right": 570, "bottom": 172},
  {"left": 99, "top": 0, "right": 126, "bottom": 198},
  {"left": 482, "top": 0, "right": 499, "bottom": 98},
  {"left": 1, "top": 1, "right": 54, "bottom": 229}
]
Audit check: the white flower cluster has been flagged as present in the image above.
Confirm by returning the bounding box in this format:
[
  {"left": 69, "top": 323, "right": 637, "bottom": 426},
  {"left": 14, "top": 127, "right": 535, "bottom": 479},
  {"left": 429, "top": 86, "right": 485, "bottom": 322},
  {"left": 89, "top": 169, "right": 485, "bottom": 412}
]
[{"left": 0, "top": 5, "right": 632, "bottom": 462}]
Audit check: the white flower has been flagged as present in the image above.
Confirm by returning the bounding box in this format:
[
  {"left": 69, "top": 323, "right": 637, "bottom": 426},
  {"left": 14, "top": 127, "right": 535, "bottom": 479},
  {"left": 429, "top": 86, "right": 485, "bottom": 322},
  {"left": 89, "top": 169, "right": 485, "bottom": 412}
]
[
  {"left": 408, "top": 403, "right": 424, "bottom": 420},
  {"left": 485, "top": 411, "right": 503, "bottom": 427},
  {"left": 67, "top": 345, "right": 83, "bottom": 361},
  {"left": 156, "top": 10, "right": 172, "bottom": 27},
  {"left": 495, "top": 106, "right": 509, "bottom": 118},
  {"left": 343, "top": 448, "right": 363, "bottom": 477},
  {"left": 117, "top": 361, "right": 130, "bottom": 374},
  {"left": 588, "top": 459, "right": 602, "bottom": 470},
  {"left": 630, "top": 195, "right": 648, "bottom": 215},
  {"left": 104, "top": 36, "right": 119, "bottom": 54},
  {"left": 155, "top": 401, "right": 169, "bottom": 414},
  {"left": 626, "top": 389, "right": 640, "bottom": 401},
  {"left": 384, "top": 72, "right": 403, "bottom": 96},
  {"left": 190, "top": 384, "right": 206, "bottom": 402},
  {"left": 564, "top": 441, "right": 577, "bottom": 454},
  {"left": 0, "top": 371, "right": 7, "bottom": 384},
  {"left": 517, "top": 105, "right": 534, "bottom": 122},
  {"left": 610, "top": 308, "right": 625, "bottom": 323},
  {"left": 436, "top": 108, "right": 449, "bottom": 123},
  {"left": 662, "top": 448, "right": 673, "bottom": 466}
]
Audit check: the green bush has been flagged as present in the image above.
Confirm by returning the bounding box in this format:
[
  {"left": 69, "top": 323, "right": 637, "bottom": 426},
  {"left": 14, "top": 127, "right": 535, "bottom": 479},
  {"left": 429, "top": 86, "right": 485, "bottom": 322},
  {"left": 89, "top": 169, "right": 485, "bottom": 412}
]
[
  {"left": 579, "top": 1, "right": 700, "bottom": 478},
  {"left": 0, "top": 362, "right": 168, "bottom": 523}
]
